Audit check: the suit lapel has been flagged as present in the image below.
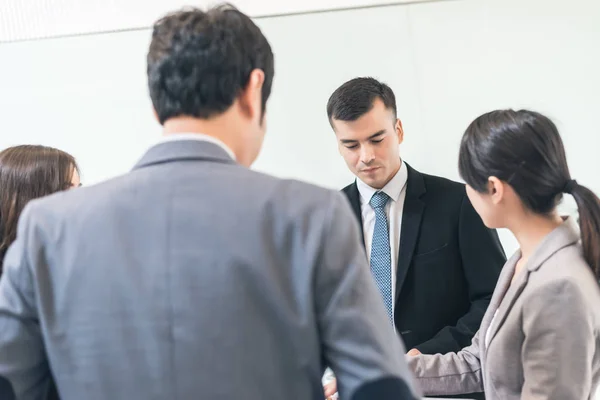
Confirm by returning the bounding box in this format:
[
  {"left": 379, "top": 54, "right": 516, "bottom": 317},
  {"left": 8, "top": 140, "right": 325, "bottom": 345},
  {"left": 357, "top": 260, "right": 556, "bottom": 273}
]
[
  {"left": 342, "top": 181, "right": 365, "bottom": 245},
  {"left": 479, "top": 252, "right": 518, "bottom": 368},
  {"left": 480, "top": 252, "right": 518, "bottom": 340},
  {"left": 395, "top": 163, "right": 425, "bottom": 299},
  {"left": 484, "top": 259, "right": 528, "bottom": 353}
]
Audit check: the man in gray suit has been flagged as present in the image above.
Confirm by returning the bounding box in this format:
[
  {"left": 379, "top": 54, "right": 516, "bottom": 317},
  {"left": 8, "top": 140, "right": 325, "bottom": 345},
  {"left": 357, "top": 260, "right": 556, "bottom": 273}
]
[{"left": 0, "top": 5, "right": 418, "bottom": 400}]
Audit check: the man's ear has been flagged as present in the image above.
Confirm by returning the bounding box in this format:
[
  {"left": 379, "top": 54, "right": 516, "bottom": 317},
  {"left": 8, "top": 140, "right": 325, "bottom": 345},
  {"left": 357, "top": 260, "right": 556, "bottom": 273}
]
[
  {"left": 238, "top": 69, "right": 265, "bottom": 120},
  {"left": 395, "top": 118, "right": 404, "bottom": 145}
]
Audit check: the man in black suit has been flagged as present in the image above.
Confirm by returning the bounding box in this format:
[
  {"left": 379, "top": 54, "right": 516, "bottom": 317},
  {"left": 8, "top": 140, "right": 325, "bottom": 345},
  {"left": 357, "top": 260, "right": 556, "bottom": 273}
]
[{"left": 323, "top": 77, "right": 505, "bottom": 399}]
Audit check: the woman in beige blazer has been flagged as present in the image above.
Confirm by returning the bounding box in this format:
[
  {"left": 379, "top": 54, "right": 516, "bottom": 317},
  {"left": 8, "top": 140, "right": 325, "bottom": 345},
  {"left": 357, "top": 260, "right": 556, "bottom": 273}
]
[{"left": 409, "top": 109, "right": 600, "bottom": 400}]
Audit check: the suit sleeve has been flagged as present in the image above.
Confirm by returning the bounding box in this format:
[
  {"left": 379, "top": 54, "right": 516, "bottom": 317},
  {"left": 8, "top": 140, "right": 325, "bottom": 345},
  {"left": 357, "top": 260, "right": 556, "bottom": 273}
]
[
  {"left": 521, "top": 280, "right": 595, "bottom": 400},
  {"left": 315, "top": 192, "right": 419, "bottom": 400},
  {"left": 0, "top": 203, "right": 51, "bottom": 400},
  {"left": 415, "top": 193, "right": 505, "bottom": 355},
  {"left": 408, "top": 327, "right": 483, "bottom": 396}
]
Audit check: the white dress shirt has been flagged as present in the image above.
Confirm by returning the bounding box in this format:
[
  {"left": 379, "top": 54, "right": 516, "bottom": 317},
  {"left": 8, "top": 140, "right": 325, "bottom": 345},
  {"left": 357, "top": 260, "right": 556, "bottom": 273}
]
[
  {"left": 356, "top": 161, "right": 408, "bottom": 311},
  {"left": 485, "top": 309, "right": 499, "bottom": 347},
  {"left": 157, "top": 133, "right": 236, "bottom": 161}
]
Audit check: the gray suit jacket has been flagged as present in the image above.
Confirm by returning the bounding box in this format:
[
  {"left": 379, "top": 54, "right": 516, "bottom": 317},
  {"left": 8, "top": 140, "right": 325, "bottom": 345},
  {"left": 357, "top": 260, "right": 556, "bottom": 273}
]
[
  {"left": 408, "top": 217, "right": 600, "bottom": 399},
  {"left": 0, "top": 140, "right": 418, "bottom": 400}
]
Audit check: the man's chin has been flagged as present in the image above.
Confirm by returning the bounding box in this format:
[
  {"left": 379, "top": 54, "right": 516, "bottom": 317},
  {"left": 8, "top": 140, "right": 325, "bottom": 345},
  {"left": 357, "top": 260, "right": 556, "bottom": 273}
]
[{"left": 360, "top": 175, "right": 384, "bottom": 189}]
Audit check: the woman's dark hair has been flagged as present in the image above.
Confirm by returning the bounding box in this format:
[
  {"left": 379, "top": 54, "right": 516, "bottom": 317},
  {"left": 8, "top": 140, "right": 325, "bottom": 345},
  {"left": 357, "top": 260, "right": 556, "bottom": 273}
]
[
  {"left": 0, "top": 145, "right": 79, "bottom": 269},
  {"left": 459, "top": 109, "right": 600, "bottom": 280}
]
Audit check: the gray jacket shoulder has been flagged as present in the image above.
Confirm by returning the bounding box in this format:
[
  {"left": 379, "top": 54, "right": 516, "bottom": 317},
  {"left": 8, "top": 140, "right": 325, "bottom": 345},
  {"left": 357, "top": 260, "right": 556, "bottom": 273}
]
[
  {"left": 24, "top": 168, "right": 351, "bottom": 242},
  {"left": 525, "top": 243, "right": 600, "bottom": 316}
]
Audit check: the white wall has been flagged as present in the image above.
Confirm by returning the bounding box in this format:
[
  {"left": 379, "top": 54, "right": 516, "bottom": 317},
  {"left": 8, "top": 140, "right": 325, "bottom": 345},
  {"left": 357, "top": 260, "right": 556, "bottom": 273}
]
[
  {"left": 253, "top": 0, "right": 600, "bottom": 254},
  {"left": 0, "top": 30, "right": 155, "bottom": 184},
  {"left": 0, "top": 0, "right": 435, "bottom": 42},
  {"left": 1, "top": 0, "right": 600, "bottom": 257}
]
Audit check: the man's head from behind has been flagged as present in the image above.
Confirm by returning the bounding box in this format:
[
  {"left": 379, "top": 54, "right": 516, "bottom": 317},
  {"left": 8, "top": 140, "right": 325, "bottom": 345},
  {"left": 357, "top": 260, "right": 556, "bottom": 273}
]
[
  {"left": 147, "top": 5, "right": 274, "bottom": 166},
  {"left": 327, "top": 77, "right": 403, "bottom": 189}
]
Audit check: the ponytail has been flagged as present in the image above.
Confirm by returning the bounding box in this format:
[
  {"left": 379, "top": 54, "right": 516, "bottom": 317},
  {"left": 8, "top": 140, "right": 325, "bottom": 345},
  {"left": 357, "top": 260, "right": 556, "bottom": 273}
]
[{"left": 567, "top": 181, "right": 600, "bottom": 280}]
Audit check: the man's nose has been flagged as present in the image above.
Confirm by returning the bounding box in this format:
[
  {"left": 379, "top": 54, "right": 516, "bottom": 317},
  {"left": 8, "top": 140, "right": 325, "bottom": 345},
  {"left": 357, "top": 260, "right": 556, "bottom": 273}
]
[{"left": 360, "top": 145, "right": 375, "bottom": 164}]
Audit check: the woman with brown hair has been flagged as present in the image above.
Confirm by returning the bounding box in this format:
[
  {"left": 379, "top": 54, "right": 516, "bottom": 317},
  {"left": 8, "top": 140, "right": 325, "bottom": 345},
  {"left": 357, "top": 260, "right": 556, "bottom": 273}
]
[{"left": 0, "top": 145, "right": 80, "bottom": 271}]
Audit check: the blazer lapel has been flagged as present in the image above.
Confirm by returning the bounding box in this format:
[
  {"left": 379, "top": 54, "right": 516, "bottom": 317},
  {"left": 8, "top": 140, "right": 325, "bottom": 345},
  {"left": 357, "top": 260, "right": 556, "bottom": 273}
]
[
  {"left": 484, "top": 218, "right": 581, "bottom": 350},
  {"left": 479, "top": 252, "right": 518, "bottom": 368},
  {"left": 484, "top": 260, "right": 529, "bottom": 352},
  {"left": 395, "top": 163, "right": 425, "bottom": 299},
  {"left": 480, "top": 250, "right": 521, "bottom": 348},
  {"left": 342, "top": 181, "right": 365, "bottom": 245}
]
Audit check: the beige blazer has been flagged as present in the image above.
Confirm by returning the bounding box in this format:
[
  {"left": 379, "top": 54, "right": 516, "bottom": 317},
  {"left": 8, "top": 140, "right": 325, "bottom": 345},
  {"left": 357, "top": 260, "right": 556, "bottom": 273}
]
[{"left": 408, "top": 217, "right": 600, "bottom": 399}]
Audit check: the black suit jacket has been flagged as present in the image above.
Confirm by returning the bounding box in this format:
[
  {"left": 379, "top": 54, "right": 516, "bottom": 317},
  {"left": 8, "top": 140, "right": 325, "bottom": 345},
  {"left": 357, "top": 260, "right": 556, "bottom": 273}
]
[{"left": 342, "top": 163, "right": 506, "bottom": 355}]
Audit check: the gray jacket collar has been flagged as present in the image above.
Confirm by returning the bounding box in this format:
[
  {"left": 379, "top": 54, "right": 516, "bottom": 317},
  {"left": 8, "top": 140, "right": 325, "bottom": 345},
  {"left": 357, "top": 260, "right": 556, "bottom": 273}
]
[
  {"left": 525, "top": 217, "right": 580, "bottom": 273},
  {"left": 133, "top": 140, "right": 236, "bottom": 170}
]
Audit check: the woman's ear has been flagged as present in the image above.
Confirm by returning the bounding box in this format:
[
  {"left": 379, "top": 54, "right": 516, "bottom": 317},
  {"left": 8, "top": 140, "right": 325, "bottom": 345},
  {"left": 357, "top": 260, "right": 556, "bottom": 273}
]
[{"left": 488, "top": 176, "right": 505, "bottom": 205}]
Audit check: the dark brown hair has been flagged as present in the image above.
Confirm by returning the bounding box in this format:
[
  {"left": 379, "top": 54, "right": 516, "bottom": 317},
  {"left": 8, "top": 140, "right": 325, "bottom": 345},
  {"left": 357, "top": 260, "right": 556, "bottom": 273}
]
[
  {"left": 327, "top": 77, "right": 397, "bottom": 124},
  {"left": 147, "top": 4, "right": 274, "bottom": 124},
  {"left": 0, "top": 145, "right": 79, "bottom": 269},
  {"left": 459, "top": 109, "right": 600, "bottom": 280}
]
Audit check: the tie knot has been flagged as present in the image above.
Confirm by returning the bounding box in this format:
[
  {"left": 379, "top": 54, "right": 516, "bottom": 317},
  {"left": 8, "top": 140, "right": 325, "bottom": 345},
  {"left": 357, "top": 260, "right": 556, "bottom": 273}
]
[{"left": 370, "top": 191, "right": 389, "bottom": 209}]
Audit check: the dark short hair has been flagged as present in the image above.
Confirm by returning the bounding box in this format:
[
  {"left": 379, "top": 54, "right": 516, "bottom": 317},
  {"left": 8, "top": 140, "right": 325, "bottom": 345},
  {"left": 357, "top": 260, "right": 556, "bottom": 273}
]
[
  {"left": 459, "top": 109, "right": 600, "bottom": 280},
  {"left": 326, "top": 77, "right": 397, "bottom": 124},
  {"left": 147, "top": 4, "right": 274, "bottom": 124},
  {"left": 0, "top": 145, "right": 79, "bottom": 269}
]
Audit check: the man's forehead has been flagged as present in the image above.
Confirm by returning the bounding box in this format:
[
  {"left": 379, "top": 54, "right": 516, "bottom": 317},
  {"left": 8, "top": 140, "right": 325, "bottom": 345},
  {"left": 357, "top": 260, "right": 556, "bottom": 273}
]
[{"left": 333, "top": 116, "right": 391, "bottom": 140}]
